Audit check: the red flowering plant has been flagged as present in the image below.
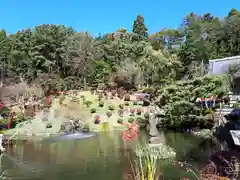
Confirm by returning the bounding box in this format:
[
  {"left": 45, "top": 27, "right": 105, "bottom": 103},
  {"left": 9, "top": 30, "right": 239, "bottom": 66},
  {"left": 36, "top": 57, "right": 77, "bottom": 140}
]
[{"left": 95, "top": 114, "right": 100, "bottom": 121}]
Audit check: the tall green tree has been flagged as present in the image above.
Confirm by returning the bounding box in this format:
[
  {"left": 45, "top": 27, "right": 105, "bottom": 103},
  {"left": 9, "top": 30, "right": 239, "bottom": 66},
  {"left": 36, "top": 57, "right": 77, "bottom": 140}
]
[{"left": 132, "top": 14, "right": 148, "bottom": 38}]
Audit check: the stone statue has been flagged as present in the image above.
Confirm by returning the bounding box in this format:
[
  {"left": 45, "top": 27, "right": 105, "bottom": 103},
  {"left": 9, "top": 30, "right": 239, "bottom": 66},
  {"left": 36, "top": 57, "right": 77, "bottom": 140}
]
[{"left": 148, "top": 103, "right": 158, "bottom": 137}]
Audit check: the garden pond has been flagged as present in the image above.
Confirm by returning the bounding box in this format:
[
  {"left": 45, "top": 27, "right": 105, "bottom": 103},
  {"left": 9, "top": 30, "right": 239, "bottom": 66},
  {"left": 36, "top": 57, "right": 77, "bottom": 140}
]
[{"left": 0, "top": 130, "right": 237, "bottom": 180}]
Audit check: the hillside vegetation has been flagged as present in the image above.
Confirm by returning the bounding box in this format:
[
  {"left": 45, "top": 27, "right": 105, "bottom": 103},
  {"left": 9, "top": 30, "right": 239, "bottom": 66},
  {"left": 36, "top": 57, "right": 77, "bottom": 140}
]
[{"left": 1, "top": 9, "right": 240, "bottom": 129}]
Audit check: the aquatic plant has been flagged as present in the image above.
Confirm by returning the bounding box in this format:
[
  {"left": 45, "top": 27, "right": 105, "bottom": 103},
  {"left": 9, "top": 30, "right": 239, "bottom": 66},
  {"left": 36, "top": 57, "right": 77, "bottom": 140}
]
[
  {"left": 135, "top": 144, "right": 176, "bottom": 160},
  {"left": 125, "top": 144, "right": 176, "bottom": 180}
]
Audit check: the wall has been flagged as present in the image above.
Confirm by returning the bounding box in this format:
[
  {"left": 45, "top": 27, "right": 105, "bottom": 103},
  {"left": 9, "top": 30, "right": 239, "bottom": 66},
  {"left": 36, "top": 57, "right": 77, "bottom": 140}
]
[{"left": 208, "top": 55, "right": 240, "bottom": 75}]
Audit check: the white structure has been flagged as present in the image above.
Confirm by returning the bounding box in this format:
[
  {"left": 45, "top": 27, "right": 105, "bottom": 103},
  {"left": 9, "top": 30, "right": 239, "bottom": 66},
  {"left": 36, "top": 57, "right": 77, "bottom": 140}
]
[
  {"left": 230, "top": 130, "right": 240, "bottom": 146},
  {"left": 208, "top": 55, "right": 240, "bottom": 75}
]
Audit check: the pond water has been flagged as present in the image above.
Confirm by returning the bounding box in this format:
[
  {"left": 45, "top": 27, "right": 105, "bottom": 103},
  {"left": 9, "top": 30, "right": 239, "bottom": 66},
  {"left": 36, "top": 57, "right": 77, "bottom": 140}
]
[{"left": 0, "top": 130, "right": 233, "bottom": 180}]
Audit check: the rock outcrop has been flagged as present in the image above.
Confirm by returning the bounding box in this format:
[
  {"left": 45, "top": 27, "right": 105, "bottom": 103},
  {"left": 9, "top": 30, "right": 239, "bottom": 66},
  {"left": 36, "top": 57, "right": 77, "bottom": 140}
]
[{"left": 59, "top": 117, "right": 89, "bottom": 133}]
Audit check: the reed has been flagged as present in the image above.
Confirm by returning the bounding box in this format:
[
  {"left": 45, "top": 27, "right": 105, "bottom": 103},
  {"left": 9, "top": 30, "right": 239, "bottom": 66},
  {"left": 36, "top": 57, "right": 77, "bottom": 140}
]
[{"left": 125, "top": 143, "right": 176, "bottom": 180}]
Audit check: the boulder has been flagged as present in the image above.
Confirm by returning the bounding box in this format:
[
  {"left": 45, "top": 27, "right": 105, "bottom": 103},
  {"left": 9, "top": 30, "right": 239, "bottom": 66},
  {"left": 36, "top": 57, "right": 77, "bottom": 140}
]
[{"left": 59, "top": 118, "right": 84, "bottom": 133}]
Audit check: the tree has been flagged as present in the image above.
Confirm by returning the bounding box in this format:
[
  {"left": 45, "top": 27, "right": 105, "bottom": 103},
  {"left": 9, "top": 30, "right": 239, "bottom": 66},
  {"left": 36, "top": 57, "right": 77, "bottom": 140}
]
[{"left": 132, "top": 14, "right": 148, "bottom": 38}]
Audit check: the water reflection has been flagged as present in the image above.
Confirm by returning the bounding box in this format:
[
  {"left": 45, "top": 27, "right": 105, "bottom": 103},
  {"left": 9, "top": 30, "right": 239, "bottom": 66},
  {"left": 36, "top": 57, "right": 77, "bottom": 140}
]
[{"left": 0, "top": 131, "right": 238, "bottom": 180}]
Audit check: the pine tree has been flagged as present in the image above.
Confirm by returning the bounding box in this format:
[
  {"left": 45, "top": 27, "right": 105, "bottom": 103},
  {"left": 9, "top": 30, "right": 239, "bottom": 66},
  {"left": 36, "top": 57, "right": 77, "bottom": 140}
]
[{"left": 132, "top": 15, "right": 148, "bottom": 38}]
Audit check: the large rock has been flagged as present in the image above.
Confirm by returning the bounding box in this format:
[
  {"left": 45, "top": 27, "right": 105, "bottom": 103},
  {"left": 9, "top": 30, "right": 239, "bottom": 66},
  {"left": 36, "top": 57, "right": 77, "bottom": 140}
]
[{"left": 59, "top": 117, "right": 85, "bottom": 133}]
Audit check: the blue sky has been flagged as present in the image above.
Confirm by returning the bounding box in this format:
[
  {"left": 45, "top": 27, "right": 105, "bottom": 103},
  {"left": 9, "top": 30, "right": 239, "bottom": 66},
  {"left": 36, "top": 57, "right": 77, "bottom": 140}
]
[{"left": 0, "top": 0, "right": 239, "bottom": 36}]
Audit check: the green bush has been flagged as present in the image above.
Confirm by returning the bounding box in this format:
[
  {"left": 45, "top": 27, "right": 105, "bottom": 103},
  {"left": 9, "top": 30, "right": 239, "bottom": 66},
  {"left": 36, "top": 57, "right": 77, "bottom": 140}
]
[
  {"left": 119, "top": 104, "right": 124, "bottom": 109},
  {"left": 0, "top": 118, "right": 8, "bottom": 124},
  {"left": 132, "top": 100, "right": 138, "bottom": 105},
  {"left": 128, "top": 117, "right": 135, "bottom": 123},
  {"left": 136, "top": 108, "right": 142, "bottom": 115},
  {"left": 124, "top": 102, "right": 129, "bottom": 106},
  {"left": 99, "top": 101, "right": 104, "bottom": 107},
  {"left": 156, "top": 75, "right": 230, "bottom": 130},
  {"left": 106, "top": 111, "right": 112, "bottom": 117},
  {"left": 117, "top": 118, "right": 124, "bottom": 124},
  {"left": 136, "top": 117, "right": 147, "bottom": 128},
  {"left": 142, "top": 87, "right": 155, "bottom": 94},
  {"left": 118, "top": 109, "right": 124, "bottom": 117},
  {"left": 144, "top": 112, "right": 150, "bottom": 119},
  {"left": 59, "top": 94, "right": 65, "bottom": 104},
  {"left": 84, "top": 101, "right": 93, "bottom": 108},
  {"left": 108, "top": 104, "right": 115, "bottom": 111},
  {"left": 83, "top": 123, "right": 90, "bottom": 129},
  {"left": 90, "top": 108, "right": 96, "bottom": 113},
  {"left": 83, "top": 124, "right": 90, "bottom": 132},
  {"left": 232, "top": 103, "right": 240, "bottom": 108},
  {"left": 98, "top": 93, "right": 104, "bottom": 99},
  {"left": 17, "top": 112, "right": 25, "bottom": 123},
  {"left": 124, "top": 94, "right": 131, "bottom": 101}
]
